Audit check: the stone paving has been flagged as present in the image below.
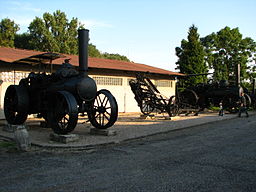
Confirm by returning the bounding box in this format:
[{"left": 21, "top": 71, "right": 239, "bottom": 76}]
[{"left": 0, "top": 111, "right": 252, "bottom": 149}]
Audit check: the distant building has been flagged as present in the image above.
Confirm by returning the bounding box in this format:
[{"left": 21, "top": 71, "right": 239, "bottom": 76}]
[{"left": 0, "top": 47, "right": 183, "bottom": 119}]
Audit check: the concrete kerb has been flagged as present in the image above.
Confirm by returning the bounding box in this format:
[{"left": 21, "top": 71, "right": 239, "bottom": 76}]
[{"left": 0, "top": 111, "right": 254, "bottom": 150}]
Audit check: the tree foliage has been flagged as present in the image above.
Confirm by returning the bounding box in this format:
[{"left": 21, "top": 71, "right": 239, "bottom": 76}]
[
  {"left": 176, "top": 25, "right": 208, "bottom": 86},
  {"left": 27, "top": 10, "right": 82, "bottom": 54},
  {"left": 14, "top": 33, "right": 33, "bottom": 50},
  {"left": 88, "top": 43, "right": 102, "bottom": 58},
  {"left": 88, "top": 44, "right": 130, "bottom": 61},
  {"left": 201, "top": 27, "right": 256, "bottom": 83},
  {"left": 101, "top": 52, "right": 130, "bottom": 62},
  {"left": 0, "top": 18, "right": 19, "bottom": 47}
]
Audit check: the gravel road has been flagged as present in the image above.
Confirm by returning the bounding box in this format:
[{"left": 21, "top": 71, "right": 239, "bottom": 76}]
[{"left": 0, "top": 115, "right": 256, "bottom": 192}]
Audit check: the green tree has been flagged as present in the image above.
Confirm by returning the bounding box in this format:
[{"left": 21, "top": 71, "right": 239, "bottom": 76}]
[
  {"left": 14, "top": 33, "right": 33, "bottom": 49},
  {"left": 102, "top": 52, "right": 130, "bottom": 62},
  {"left": 88, "top": 44, "right": 102, "bottom": 58},
  {"left": 176, "top": 25, "right": 208, "bottom": 86},
  {"left": 0, "top": 18, "right": 19, "bottom": 47},
  {"left": 201, "top": 27, "right": 256, "bottom": 83},
  {"left": 28, "top": 10, "right": 82, "bottom": 54}
]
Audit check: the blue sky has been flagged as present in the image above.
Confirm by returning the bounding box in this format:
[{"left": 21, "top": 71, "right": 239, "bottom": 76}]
[{"left": 0, "top": 0, "right": 255, "bottom": 71}]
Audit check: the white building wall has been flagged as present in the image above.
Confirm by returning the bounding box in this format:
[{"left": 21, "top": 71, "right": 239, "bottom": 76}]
[{"left": 0, "top": 82, "right": 13, "bottom": 118}]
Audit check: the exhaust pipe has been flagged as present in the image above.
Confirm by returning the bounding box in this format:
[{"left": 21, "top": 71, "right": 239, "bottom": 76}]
[{"left": 78, "top": 29, "right": 89, "bottom": 75}]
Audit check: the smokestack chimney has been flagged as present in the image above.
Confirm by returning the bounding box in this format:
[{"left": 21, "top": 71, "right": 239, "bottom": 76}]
[{"left": 78, "top": 29, "right": 89, "bottom": 75}]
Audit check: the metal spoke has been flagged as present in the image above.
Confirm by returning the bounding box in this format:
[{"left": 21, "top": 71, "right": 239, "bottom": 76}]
[
  {"left": 59, "top": 115, "right": 69, "bottom": 129},
  {"left": 103, "top": 113, "right": 110, "bottom": 121},
  {"left": 147, "top": 105, "right": 150, "bottom": 113},
  {"left": 102, "top": 95, "right": 108, "bottom": 107},
  {"left": 95, "top": 112, "right": 100, "bottom": 119},
  {"left": 64, "top": 116, "right": 69, "bottom": 126},
  {"left": 96, "top": 96, "right": 100, "bottom": 107},
  {"left": 105, "top": 110, "right": 111, "bottom": 117},
  {"left": 98, "top": 95, "right": 103, "bottom": 106},
  {"left": 98, "top": 112, "right": 102, "bottom": 125}
]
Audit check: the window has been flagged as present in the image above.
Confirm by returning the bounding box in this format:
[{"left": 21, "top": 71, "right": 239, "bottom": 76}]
[
  {"left": 155, "top": 80, "right": 172, "bottom": 87},
  {"left": 92, "top": 76, "right": 123, "bottom": 86}
]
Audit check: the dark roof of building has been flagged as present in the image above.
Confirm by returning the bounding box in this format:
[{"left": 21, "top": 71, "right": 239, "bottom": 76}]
[{"left": 0, "top": 47, "right": 183, "bottom": 76}]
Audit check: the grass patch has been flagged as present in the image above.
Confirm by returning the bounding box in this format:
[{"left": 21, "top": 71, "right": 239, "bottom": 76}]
[
  {"left": 208, "top": 106, "right": 220, "bottom": 111},
  {"left": 0, "top": 140, "right": 16, "bottom": 148}
]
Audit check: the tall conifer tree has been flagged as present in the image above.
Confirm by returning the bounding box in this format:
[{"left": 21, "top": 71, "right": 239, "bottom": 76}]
[{"left": 175, "top": 25, "right": 208, "bottom": 86}]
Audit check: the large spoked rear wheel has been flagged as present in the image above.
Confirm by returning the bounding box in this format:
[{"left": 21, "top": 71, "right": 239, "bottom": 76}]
[
  {"left": 179, "top": 89, "right": 199, "bottom": 106},
  {"left": 4, "top": 85, "right": 29, "bottom": 124},
  {"left": 88, "top": 89, "right": 118, "bottom": 129},
  {"left": 48, "top": 91, "right": 78, "bottom": 134}
]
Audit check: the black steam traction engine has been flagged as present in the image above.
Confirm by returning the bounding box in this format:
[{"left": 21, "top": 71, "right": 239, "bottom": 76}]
[
  {"left": 183, "top": 79, "right": 251, "bottom": 113},
  {"left": 4, "top": 29, "right": 118, "bottom": 134}
]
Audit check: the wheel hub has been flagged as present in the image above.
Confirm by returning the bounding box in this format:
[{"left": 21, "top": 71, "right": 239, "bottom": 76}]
[{"left": 98, "top": 106, "right": 106, "bottom": 113}]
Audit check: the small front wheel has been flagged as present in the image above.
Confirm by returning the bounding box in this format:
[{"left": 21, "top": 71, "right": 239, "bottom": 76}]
[{"left": 88, "top": 89, "right": 118, "bottom": 129}]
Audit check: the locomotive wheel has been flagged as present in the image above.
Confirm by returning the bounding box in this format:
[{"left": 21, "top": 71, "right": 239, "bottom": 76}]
[
  {"left": 48, "top": 91, "right": 78, "bottom": 134},
  {"left": 179, "top": 89, "right": 199, "bottom": 106},
  {"left": 88, "top": 89, "right": 118, "bottom": 129},
  {"left": 4, "top": 85, "right": 29, "bottom": 124},
  {"left": 140, "top": 99, "right": 154, "bottom": 115}
]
